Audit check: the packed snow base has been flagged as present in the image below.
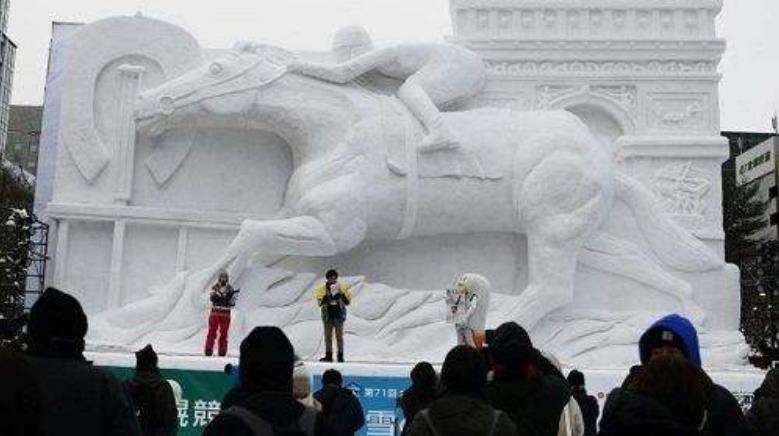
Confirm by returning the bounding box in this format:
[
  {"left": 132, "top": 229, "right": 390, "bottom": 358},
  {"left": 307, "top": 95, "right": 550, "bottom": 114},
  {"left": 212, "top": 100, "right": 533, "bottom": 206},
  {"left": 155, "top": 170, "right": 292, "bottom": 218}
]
[{"left": 88, "top": 266, "right": 746, "bottom": 368}]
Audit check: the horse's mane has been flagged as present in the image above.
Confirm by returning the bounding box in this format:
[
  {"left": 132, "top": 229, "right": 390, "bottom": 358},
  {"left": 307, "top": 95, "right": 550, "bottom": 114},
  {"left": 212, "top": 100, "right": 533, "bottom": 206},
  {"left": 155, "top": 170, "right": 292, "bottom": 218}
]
[{"left": 233, "top": 42, "right": 296, "bottom": 67}]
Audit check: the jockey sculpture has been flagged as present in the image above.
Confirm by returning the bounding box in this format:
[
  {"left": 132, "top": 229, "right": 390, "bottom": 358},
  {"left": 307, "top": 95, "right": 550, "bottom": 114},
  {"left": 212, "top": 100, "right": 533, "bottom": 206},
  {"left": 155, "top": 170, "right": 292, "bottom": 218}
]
[{"left": 289, "top": 26, "right": 486, "bottom": 151}]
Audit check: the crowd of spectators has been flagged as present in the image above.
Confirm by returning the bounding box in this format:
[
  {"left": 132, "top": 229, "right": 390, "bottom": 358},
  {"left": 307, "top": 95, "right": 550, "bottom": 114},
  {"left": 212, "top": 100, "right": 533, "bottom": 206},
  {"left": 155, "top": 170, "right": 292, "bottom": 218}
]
[{"left": 2, "top": 287, "right": 777, "bottom": 436}]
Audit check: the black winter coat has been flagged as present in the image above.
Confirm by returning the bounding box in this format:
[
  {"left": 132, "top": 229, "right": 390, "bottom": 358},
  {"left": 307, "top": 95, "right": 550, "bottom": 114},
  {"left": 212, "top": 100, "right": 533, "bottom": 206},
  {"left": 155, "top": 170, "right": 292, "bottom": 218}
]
[
  {"left": 399, "top": 385, "right": 439, "bottom": 434},
  {"left": 747, "top": 369, "right": 779, "bottom": 436},
  {"left": 614, "top": 365, "right": 749, "bottom": 436},
  {"left": 314, "top": 386, "right": 365, "bottom": 436},
  {"left": 707, "top": 384, "right": 750, "bottom": 436},
  {"left": 124, "top": 371, "right": 178, "bottom": 436},
  {"left": 27, "top": 355, "right": 140, "bottom": 436},
  {"left": 599, "top": 388, "right": 701, "bottom": 436},
  {"left": 571, "top": 387, "right": 599, "bottom": 436},
  {"left": 204, "top": 391, "right": 334, "bottom": 436},
  {"left": 406, "top": 393, "right": 518, "bottom": 436},
  {"left": 487, "top": 372, "right": 571, "bottom": 436}
]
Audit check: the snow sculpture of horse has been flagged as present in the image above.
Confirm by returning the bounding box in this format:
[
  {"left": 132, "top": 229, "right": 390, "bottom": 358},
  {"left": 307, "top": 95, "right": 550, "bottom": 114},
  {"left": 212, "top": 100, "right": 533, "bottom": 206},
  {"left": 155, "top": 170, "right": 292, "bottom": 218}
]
[{"left": 105, "top": 44, "right": 721, "bottom": 343}]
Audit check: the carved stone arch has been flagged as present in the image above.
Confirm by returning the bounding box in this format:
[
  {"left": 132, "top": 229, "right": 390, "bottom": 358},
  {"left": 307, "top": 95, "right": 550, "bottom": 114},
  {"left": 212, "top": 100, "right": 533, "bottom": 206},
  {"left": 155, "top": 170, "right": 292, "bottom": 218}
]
[{"left": 546, "top": 89, "right": 637, "bottom": 136}]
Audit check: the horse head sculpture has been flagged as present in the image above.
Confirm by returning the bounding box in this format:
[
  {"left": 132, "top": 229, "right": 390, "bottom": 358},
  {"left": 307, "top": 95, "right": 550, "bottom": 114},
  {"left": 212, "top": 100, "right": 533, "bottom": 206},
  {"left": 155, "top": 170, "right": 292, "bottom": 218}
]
[{"left": 135, "top": 44, "right": 292, "bottom": 137}]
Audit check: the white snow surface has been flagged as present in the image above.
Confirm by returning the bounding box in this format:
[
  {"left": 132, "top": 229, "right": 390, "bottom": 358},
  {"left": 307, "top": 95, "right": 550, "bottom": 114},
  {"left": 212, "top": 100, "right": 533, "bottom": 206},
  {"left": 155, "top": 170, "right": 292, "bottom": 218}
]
[
  {"left": 48, "top": 7, "right": 746, "bottom": 370},
  {"left": 88, "top": 267, "right": 748, "bottom": 369}
]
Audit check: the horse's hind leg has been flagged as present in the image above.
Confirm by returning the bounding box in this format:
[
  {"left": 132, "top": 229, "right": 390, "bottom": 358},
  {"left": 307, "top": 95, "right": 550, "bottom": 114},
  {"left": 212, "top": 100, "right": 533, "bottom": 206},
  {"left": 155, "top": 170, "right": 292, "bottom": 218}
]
[{"left": 510, "top": 150, "right": 607, "bottom": 330}]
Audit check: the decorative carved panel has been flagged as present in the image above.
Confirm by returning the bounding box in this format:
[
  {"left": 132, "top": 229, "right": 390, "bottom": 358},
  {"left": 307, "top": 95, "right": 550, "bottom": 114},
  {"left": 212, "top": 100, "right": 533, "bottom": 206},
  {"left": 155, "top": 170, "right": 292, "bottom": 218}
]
[
  {"left": 647, "top": 93, "right": 710, "bottom": 131},
  {"left": 653, "top": 162, "right": 712, "bottom": 217},
  {"left": 484, "top": 60, "right": 717, "bottom": 77}
]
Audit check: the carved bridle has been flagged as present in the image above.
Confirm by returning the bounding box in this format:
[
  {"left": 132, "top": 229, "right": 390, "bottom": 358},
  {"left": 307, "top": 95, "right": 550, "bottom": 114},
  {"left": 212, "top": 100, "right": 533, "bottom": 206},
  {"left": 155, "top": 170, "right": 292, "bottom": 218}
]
[{"left": 156, "top": 54, "right": 288, "bottom": 114}]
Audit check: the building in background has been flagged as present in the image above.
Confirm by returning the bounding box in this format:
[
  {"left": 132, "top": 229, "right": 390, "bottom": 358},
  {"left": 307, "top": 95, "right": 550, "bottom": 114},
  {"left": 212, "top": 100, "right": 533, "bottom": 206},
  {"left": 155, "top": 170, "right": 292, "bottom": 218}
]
[
  {"left": 6, "top": 105, "right": 42, "bottom": 174},
  {"left": 0, "top": 0, "right": 15, "bottom": 156},
  {"left": 0, "top": 0, "right": 9, "bottom": 35},
  {"left": 722, "top": 131, "right": 779, "bottom": 363}
]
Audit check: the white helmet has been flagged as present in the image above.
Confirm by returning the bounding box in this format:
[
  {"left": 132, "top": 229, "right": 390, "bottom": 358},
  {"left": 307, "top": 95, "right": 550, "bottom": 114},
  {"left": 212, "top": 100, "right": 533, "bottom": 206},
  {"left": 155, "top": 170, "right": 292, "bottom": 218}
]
[{"left": 332, "top": 26, "right": 373, "bottom": 62}]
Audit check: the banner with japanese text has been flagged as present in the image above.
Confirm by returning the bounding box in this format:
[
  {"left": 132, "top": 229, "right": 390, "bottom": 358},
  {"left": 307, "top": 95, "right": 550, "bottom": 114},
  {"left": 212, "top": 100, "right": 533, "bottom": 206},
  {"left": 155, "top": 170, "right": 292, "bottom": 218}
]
[
  {"left": 102, "top": 364, "right": 762, "bottom": 436},
  {"left": 103, "top": 366, "right": 413, "bottom": 436},
  {"left": 104, "top": 366, "right": 232, "bottom": 436}
]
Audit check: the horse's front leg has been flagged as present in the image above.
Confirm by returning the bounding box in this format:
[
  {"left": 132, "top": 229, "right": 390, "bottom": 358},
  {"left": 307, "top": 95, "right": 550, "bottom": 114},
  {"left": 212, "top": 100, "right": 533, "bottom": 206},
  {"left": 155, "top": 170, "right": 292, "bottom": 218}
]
[
  {"left": 214, "top": 173, "right": 367, "bottom": 282},
  {"left": 216, "top": 215, "right": 339, "bottom": 278}
]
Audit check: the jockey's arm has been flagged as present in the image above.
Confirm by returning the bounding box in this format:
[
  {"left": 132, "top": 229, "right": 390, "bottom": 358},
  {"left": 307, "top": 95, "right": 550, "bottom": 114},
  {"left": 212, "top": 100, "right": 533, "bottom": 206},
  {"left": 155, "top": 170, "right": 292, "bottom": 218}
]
[{"left": 291, "top": 49, "right": 391, "bottom": 84}]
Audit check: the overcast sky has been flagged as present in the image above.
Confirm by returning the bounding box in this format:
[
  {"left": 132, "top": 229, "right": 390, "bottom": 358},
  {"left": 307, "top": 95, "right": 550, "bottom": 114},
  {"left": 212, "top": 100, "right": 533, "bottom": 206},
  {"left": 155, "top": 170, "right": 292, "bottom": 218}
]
[{"left": 7, "top": 0, "right": 779, "bottom": 132}]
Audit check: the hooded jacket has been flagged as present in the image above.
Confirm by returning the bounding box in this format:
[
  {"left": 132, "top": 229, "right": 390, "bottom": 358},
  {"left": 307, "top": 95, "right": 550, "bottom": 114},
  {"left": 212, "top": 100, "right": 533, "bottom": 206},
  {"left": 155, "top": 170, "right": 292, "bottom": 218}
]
[
  {"left": 399, "top": 385, "right": 439, "bottom": 434},
  {"left": 406, "top": 393, "right": 518, "bottom": 436},
  {"left": 747, "top": 368, "right": 779, "bottom": 436},
  {"left": 638, "top": 314, "right": 702, "bottom": 367},
  {"left": 206, "top": 326, "right": 334, "bottom": 436},
  {"left": 204, "top": 391, "right": 334, "bottom": 436},
  {"left": 599, "top": 389, "right": 702, "bottom": 436},
  {"left": 124, "top": 371, "right": 178, "bottom": 436},
  {"left": 486, "top": 356, "right": 571, "bottom": 436},
  {"left": 486, "top": 323, "right": 571, "bottom": 436},
  {"left": 314, "top": 385, "right": 365, "bottom": 436},
  {"left": 605, "top": 314, "right": 750, "bottom": 436},
  {"left": 26, "top": 288, "right": 140, "bottom": 436},
  {"left": 0, "top": 349, "right": 45, "bottom": 436}
]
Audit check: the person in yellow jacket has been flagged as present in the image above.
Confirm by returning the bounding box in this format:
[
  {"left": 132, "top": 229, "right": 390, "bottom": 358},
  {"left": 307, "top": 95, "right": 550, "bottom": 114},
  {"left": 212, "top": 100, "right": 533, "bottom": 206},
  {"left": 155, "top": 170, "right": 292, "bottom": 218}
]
[{"left": 314, "top": 269, "right": 353, "bottom": 362}]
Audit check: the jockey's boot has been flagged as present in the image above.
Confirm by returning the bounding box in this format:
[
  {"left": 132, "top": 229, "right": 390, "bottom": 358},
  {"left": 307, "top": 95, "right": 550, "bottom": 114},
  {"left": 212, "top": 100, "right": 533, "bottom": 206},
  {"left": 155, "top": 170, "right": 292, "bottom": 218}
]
[
  {"left": 319, "top": 352, "right": 333, "bottom": 362},
  {"left": 418, "top": 120, "right": 459, "bottom": 152},
  {"left": 337, "top": 352, "right": 344, "bottom": 363}
]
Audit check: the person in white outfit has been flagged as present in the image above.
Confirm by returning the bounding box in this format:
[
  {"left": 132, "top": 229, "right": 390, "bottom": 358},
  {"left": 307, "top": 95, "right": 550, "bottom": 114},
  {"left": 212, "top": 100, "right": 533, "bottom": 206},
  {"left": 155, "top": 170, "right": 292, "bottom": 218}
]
[
  {"left": 446, "top": 273, "right": 491, "bottom": 348},
  {"left": 289, "top": 26, "right": 486, "bottom": 151}
]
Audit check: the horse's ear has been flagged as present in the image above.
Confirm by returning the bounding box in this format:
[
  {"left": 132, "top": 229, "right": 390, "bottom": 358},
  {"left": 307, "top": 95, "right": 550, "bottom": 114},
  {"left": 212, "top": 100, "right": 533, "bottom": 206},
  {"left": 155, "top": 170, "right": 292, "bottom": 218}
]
[{"left": 232, "top": 42, "right": 296, "bottom": 65}]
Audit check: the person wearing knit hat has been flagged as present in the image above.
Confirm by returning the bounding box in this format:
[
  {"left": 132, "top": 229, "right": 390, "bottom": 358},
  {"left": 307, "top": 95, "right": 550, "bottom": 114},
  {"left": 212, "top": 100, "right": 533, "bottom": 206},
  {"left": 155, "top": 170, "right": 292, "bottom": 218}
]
[
  {"left": 406, "top": 346, "right": 518, "bottom": 436},
  {"left": 25, "top": 287, "right": 140, "bottom": 436},
  {"left": 602, "top": 314, "right": 749, "bottom": 436},
  {"left": 486, "top": 322, "right": 571, "bottom": 436},
  {"left": 205, "top": 326, "right": 334, "bottom": 436},
  {"left": 314, "top": 369, "right": 365, "bottom": 436},
  {"left": 204, "top": 271, "right": 238, "bottom": 357},
  {"left": 124, "top": 344, "right": 178, "bottom": 436},
  {"left": 27, "top": 287, "right": 88, "bottom": 358}
]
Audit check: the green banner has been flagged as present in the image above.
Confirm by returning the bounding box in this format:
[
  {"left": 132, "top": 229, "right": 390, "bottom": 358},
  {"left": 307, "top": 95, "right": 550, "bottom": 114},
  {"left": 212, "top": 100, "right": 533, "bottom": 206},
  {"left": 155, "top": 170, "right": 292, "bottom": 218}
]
[{"left": 105, "top": 366, "right": 232, "bottom": 436}]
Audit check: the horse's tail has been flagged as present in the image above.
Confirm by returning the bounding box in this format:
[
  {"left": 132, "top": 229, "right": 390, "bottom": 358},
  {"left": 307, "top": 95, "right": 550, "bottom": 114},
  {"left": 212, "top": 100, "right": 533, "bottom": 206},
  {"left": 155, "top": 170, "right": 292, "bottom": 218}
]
[{"left": 614, "top": 173, "right": 722, "bottom": 272}]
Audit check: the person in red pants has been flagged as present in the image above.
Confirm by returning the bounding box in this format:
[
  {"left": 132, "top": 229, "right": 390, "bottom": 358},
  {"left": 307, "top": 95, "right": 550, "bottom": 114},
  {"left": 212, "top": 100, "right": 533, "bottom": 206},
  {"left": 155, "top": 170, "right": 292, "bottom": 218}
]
[{"left": 204, "top": 271, "right": 238, "bottom": 356}]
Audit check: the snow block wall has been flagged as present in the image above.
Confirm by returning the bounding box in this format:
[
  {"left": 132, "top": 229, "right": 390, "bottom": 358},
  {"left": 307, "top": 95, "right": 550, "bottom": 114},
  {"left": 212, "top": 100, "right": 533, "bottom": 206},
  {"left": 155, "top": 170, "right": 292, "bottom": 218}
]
[{"left": 39, "top": 1, "right": 748, "bottom": 367}]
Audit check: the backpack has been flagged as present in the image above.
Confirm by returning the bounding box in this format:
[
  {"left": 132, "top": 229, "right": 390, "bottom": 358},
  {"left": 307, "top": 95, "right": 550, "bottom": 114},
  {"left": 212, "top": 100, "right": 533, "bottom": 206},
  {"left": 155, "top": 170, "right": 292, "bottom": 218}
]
[
  {"left": 223, "top": 406, "right": 317, "bottom": 436},
  {"left": 129, "top": 381, "right": 162, "bottom": 435}
]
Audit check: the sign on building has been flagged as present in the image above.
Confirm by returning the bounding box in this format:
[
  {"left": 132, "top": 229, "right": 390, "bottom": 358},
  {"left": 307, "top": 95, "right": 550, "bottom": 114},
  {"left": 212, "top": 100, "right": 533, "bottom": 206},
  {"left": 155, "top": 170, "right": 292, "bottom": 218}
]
[{"left": 736, "top": 137, "right": 776, "bottom": 186}]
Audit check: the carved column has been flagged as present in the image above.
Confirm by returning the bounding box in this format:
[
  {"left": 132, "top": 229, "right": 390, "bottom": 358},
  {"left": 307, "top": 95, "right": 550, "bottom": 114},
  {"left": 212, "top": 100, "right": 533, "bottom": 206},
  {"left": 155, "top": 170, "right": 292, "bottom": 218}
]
[
  {"left": 114, "top": 64, "right": 145, "bottom": 205},
  {"left": 107, "top": 220, "right": 126, "bottom": 309},
  {"left": 175, "top": 227, "right": 189, "bottom": 273},
  {"left": 53, "top": 220, "right": 69, "bottom": 288}
]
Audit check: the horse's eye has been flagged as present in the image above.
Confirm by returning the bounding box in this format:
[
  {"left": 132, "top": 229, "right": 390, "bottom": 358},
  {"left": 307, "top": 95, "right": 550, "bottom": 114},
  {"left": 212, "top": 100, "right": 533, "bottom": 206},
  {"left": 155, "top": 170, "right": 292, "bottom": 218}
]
[{"left": 209, "top": 62, "right": 224, "bottom": 75}]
